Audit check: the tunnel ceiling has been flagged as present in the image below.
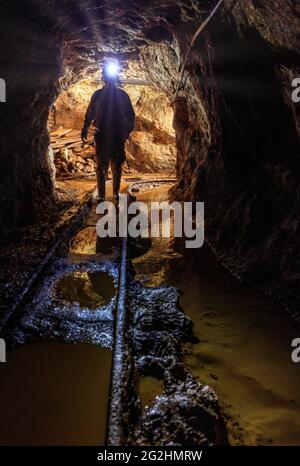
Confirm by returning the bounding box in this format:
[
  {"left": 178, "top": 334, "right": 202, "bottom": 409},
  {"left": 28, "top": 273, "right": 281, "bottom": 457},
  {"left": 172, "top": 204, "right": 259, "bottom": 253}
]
[
  {"left": 6, "top": 0, "right": 203, "bottom": 89},
  {"left": 2, "top": 1, "right": 299, "bottom": 90},
  {"left": 0, "top": 0, "right": 299, "bottom": 314}
]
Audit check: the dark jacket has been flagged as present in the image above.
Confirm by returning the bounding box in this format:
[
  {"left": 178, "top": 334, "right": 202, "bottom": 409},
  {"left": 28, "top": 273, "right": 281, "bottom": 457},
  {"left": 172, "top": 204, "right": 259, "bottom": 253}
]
[{"left": 83, "top": 85, "right": 135, "bottom": 141}]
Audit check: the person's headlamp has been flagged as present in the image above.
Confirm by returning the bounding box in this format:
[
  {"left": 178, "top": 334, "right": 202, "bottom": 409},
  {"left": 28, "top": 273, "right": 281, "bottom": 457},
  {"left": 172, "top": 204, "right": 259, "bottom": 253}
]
[{"left": 104, "top": 61, "right": 120, "bottom": 79}]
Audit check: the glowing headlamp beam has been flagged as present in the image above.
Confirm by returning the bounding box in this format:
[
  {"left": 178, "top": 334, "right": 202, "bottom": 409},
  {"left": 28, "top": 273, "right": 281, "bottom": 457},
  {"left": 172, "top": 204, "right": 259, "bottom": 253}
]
[{"left": 104, "top": 62, "right": 119, "bottom": 78}]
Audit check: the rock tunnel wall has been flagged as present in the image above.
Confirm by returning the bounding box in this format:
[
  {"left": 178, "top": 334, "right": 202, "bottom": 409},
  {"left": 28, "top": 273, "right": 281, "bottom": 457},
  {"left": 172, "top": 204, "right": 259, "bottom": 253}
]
[
  {"left": 139, "top": 1, "right": 300, "bottom": 312},
  {"left": 0, "top": 4, "right": 61, "bottom": 226},
  {"left": 50, "top": 74, "right": 176, "bottom": 173},
  {"left": 171, "top": 1, "right": 300, "bottom": 313},
  {"left": 0, "top": 0, "right": 299, "bottom": 312}
]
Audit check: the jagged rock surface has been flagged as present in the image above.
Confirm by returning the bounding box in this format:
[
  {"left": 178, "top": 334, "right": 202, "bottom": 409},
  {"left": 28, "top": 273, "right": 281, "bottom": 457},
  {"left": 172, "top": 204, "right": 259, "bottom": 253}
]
[
  {"left": 0, "top": 0, "right": 299, "bottom": 310},
  {"left": 51, "top": 73, "right": 176, "bottom": 173},
  {"left": 128, "top": 279, "right": 227, "bottom": 446}
]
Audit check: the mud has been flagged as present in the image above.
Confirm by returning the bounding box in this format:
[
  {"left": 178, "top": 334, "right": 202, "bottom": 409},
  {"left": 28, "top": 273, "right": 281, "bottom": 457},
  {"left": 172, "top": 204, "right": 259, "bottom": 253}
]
[
  {"left": 137, "top": 371, "right": 227, "bottom": 446},
  {"left": 132, "top": 185, "right": 300, "bottom": 446},
  {"left": 3, "top": 179, "right": 297, "bottom": 446},
  {"left": 127, "top": 241, "right": 226, "bottom": 445},
  {"left": 7, "top": 259, "right": 118, "bottom": 349},
  {"left": 0, "top": 179, "right": 96, "bottom": 326},
  {"left": 128, "top": 280, "right": 192, "bottom": 374}
]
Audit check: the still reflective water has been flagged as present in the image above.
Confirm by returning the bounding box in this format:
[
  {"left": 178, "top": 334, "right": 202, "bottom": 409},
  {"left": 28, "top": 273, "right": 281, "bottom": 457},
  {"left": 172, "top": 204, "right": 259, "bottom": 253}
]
[
  {"left": 54, "top": 271, "right": 116, "bottom": 309},
  {"left": 0, "top": 342, "right": 112, "bottom": 445},
  {"left": 133, "top": 186, "right": 300, "bottom": 445}
]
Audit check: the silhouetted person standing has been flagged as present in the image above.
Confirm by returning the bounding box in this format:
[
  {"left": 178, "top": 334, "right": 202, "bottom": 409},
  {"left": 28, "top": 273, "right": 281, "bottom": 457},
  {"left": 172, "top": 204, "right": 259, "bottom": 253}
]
[{"left": 81, "top": 63, "right": 135, "bottom": 200}]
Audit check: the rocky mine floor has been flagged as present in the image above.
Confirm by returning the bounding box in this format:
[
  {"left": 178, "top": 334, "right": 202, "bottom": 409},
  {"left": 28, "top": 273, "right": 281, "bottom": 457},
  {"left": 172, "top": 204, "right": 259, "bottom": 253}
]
[{"left": 0, "top": 179, "right": 96, "bottom": 322}]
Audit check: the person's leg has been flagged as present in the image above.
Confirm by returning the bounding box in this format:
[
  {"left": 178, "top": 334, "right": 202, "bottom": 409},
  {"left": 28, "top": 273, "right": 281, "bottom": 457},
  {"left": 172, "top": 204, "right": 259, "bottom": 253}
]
[
  {"left": 111, "top": 158, "right": 123, "bottom": 198},
  {"left": 95, "top": 138, "right": 109, "bottom": 200},
  {"left": 111, "top": 140, "right": 125, "bottom": 198}
]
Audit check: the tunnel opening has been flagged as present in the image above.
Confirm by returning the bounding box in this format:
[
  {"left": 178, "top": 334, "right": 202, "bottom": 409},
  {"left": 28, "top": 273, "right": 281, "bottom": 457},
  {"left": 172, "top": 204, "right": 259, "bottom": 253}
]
[{"left": 47, "top": 60, "right": 177, "bottom": 182}]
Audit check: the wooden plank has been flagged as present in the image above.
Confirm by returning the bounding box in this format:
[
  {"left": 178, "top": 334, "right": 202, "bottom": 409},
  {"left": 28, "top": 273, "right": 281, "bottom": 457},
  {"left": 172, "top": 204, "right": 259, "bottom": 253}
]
[
  {"left": 50, "top": 128, "right": 72, "bottom": 138},
  {"left": 64, "top": 142, "right": 85, "bottom": 150},
  {"left": 51, "top": 139, "right": 81, "bottom": 149}
]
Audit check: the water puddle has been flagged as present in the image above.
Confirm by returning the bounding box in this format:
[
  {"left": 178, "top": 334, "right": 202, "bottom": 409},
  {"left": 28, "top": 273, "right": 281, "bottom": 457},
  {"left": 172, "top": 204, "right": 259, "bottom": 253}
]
[
  {"left": 71, "top": 227, "right": 98, "bottom": 255},
  {"left": 128, "top": 238, "right": 152, "bottom": 259},
  {"left": 54, "top": 271, "right": 116, "bottom": 309},
  {"left": 70, "top": 227, "right": 120, "bottom": 256},
  {"left": 134, "top": 185, "right": 300, "bottom": 445},
  {"left": 0, "top": 189, "right": 120, "bottom": 446},
  {"left": 138, "top": 376, "right": 164, "bottom": 409},
  {"left": 0, "top": 342, "right": 112, "bottom": 445}
]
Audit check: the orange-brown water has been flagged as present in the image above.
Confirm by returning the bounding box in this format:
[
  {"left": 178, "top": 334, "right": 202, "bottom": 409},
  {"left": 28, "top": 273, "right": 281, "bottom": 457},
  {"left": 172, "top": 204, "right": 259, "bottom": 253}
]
[
  {"left": 134, "top": 186, "right": 300, "bottom": 445},
  {"left": 0, "top": 342, "right": 112, "bottom": 445},
  {"left": 1, "top": 183, "right": 299, "bottom": 446}
]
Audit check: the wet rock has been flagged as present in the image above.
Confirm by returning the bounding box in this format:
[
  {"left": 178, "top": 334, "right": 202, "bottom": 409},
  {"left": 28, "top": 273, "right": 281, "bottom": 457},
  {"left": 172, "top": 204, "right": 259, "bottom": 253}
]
[
  {"left": 128, "top": 277, "right": 226, "bottom": 445},
  {"left": 134, "top": 330, "right": 179, "bottom": 365},
  {"left": 127, "top": 280, "right": 189, "bottom": 338},
  {"left": 7, "top": 259, "right": 118, "bottom": 349},
  {"left": 136, "top": 370, "right": 227, "bottom": 446},
  {"left": 52, "top": 66, "right": 176, "bottom": 175},
  {"left": 1, "top": 0, "right": 298, "bottom": 313}
]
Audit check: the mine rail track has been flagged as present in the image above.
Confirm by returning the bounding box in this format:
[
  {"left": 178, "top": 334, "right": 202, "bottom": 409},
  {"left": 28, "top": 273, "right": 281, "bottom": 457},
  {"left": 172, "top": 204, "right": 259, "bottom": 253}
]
[
  {"left": 107, "top": 178, "right": 177, "bottom": 445},
  {"left": 0, "top": 190, "right": 95, "bottom": 335},
  {"left": 1, "top": 177, "right": 176, "bottom": 446},
  {"left": 106, "top": 236, "right": 129, "bottom": 445}
]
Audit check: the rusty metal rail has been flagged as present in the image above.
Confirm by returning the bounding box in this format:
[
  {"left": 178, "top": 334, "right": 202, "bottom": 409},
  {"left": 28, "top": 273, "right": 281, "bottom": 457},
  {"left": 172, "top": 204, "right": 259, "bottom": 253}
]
[
  {"left": 1, "top": 179, "right": 176, "bottom": 445},
  {"left": 128, "top": 178, "right": 177, "bottom": 197},
  {"left": 0, "top": 192, "right": 94, "bottom": 335},
  {"left": 106, "top": 179, "right": 177, "bottom": 445},
  {"left": 106, "top": 237, "right": 130, "bottom": 446}
]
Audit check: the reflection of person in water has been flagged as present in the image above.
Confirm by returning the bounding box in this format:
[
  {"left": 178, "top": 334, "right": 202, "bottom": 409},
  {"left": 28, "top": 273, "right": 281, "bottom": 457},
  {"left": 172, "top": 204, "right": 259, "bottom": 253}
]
[
  {"left": 96, "top": 235, "right": 119, "bottom": 255},
  {"left": 81, "top": 62, "right": 135, "bottom": 201},
  {"left": 87, "top": 271, "right": 116, "bottom": 304}
]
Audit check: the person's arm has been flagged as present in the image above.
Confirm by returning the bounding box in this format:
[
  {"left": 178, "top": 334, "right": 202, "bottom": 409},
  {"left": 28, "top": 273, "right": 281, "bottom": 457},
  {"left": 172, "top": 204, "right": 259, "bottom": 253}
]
[
  {"left": 81, "top": 92, "right": 97, "bottom": 142},
  {"left": 123, "top": 93, "right": 135, "bottom": 139}
]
